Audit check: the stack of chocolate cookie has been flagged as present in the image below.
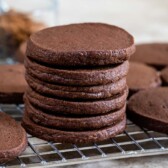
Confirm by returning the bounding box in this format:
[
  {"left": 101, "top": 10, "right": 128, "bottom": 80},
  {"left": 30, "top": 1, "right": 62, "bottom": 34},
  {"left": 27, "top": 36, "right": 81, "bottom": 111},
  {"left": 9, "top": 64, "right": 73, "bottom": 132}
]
[{"left": 22, "top": 23, "right": 135, "bottom": 143}]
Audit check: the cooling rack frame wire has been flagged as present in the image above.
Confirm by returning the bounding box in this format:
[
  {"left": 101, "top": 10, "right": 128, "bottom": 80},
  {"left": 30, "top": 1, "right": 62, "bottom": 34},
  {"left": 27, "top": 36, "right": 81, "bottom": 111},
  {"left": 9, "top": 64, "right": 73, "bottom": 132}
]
[{"left": 0, "top": 104, "right": 168, "bottom": 168}]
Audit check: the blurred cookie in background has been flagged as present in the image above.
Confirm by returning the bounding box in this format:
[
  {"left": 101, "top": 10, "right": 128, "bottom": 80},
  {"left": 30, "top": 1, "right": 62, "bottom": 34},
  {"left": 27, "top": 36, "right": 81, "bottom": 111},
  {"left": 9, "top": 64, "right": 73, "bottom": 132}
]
[
  {"left": 127, "top": 62, "right": 161, "bottom": 96},
  {"left": 0, "top": 10, "right": 45, "bottom": 59},
  {"left": 161, "top": 66, "right": 168, "bottom": 86},
  {"left": 15, "top": 41, "right": 27, "bottom": 63},
  {"left": 0, "top": 64, "right": 27, "bottom": 103},
  {"left": 130, "top": 43, "right": 168, "bottom": 70}
]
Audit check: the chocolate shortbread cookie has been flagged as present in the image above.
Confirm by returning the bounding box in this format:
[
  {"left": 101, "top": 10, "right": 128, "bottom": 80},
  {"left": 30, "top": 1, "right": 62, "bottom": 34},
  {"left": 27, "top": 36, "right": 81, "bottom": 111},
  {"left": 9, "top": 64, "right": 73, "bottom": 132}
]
[
  {"left": 127, "top": 62, "right": 161, "bottom": 95},
  {"left": 0, "top": 112, "right": 27, "bottom": 164},
  {"left": 26, "top": 23, "right": 135, "bottom": 67},
  {"left": 25, "top": 57, "right": 129, "bottom": 86},
  {"left": 161, "top": 67, "right": 168, "bottom": 85},
  {"left": 0, "top": 64, "right": 27, "bottom": 103},
  {"left": 26, "top": 87, "right": 128, "bottom": 115},
  {"left": 22, "top": 112, "right": 126, "bottom": 143},
  {"left": 131, "top": 43, "right": 168, "bottom": 69},
  {"left": 26, "top": 73, "right": 127, "bottom": 100},
  {"left": 127, "top": 87, "right": 168, "bottom": 133},
  {"left": 26, "top": 100, "right": 126, "bottom": 131}
]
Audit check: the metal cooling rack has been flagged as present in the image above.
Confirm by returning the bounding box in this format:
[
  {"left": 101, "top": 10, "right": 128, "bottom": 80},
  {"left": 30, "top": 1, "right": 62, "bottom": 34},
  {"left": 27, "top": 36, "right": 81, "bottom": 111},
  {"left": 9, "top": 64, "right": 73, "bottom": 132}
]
[{"left": 0, "top": 104, "right": 168, "bottom": 168}]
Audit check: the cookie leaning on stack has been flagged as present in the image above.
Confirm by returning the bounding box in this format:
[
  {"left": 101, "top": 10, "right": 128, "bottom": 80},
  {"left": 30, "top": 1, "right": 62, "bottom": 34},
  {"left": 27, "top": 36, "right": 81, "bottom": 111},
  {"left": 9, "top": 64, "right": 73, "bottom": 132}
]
[
  {"left": 22, "top": 23, "right": 135, "bottom": 143},
  {"left": 127, "top": 87, "right": 168, "bottom": 133}
]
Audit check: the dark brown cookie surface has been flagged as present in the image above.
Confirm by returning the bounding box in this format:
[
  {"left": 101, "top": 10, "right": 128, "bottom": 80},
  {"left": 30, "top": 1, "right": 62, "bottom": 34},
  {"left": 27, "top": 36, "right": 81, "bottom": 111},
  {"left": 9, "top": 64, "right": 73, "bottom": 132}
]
[
  {"left": 26, "top": 100, "right": 126, "bottom": 131},
  {"left": 25, "top": 57, "right": 129, "bottom": 86},
  {"left": 26, "top": 73, "right": 127, "bottom": 100},
  {"left": 131, "top": 43, "right": 168, "bottom": 69},
  {"left": 0, "top": 64, "right": 27, "bottom": 103},
  {"left": 26, "top": 87, "right": 128, "bottom": 115},
  {"left": 161, "top": 67, "right": 168, "bottom": 85},
  {"left": 26, "top": 23, "right": 135, "bottom": 67},
  {"left": 22, "top": 112, "right": 126, "bottom": 143},
  {"left": 0, "top": 112, "right": 27, "bottom": 164},
  {"left": 127, "top": 62, "right": 161, "bottom": 95},
  {"left": 127, "top": 87, "right": 168, "bottom": 133}
]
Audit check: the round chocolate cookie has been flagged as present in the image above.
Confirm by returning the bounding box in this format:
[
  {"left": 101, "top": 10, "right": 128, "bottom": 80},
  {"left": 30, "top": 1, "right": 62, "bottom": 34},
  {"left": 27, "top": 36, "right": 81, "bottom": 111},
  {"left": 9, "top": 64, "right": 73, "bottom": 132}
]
[
  {"left": 26, "top": 73, "right": 127, "bottom": 100},
  {"left": 26, "top": 23, "right": 135, "bottom": 67},
  {"left": 26, "top": 87, "right": 128, "bottom": 115},
  {"left": 22, "top": 112, "right": 126, "bottom": 143},
  {"left": 127, "top": 62, "right": 161, "bottom": 95},
  {"left": 25, "top": 57, "right": 129, "bottom": 86},
  {"left": 26, "top": 100, "right": 126, "bottom": 131},
  {"left": 127, "top": 87, "right": 168, "bottom": 133},
  {"left": 0, "top": 112, "right": 27, "bottom": 164},
  {"left": 161, "top": 67, "right": 168, "bottom": 86},
  {"left": 0, "top": 64, "right": 27, "bottom": 104},
  {"left": 131, "top": 43, "right": 168, "bottom": 69}
]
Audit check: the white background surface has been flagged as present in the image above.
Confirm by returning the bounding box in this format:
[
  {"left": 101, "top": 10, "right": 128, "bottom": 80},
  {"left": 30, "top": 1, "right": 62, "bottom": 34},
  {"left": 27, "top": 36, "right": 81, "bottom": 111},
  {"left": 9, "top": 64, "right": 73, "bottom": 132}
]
[
  {"left": 7, "top": 0, "right": 168, "bottom": 43},
  {"left": 5, "top": 0, "right": 168, "bottom": 167},
  {"left": 57, "top": 0, "right": 168, "bottom": 43}
]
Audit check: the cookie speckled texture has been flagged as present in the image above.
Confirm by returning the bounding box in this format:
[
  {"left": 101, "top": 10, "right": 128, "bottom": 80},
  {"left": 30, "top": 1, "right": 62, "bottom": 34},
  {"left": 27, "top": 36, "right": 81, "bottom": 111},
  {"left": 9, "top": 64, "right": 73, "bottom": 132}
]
[
  {"left": 161, "top": 67, "right": 168, "bottom": 85},
  {"left": 26, "top": 100, "right": 126, "bottom": 131},
  {"left": 0, "top": 112, "right": 27, "bottom": 164},
  {"left": 26, "top": 23, "right": 135, "bottom": 67},
  {"left": 26, "top": 87, "right": 128, "bottom": 115},
  {"left": 127, "top": 62, "right": 161, "bottom": 95},
  {"left": 0, "top": 64, "right": 27, "bottom": 103},
  {"left": 131, "top": 43, "right": 168, "bottom": 69},
  {"left": 26, "top": 73, "right": 127, "bottom": 100},
  {"left": 25, "top": 57, "right": 129, "bottom": 86},
  {"left": 127, "top": 87, "right": 168, "bottom": 133},
  {"left": 22, "top": 112, "right": 126, "bottom": 143}
]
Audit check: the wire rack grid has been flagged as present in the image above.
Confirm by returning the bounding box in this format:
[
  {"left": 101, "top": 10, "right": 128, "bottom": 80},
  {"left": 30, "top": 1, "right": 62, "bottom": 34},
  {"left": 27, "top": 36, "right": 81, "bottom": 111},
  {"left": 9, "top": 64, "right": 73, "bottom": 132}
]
[{"left": 0, "top": 104, "right": 168, "bottom": 168}]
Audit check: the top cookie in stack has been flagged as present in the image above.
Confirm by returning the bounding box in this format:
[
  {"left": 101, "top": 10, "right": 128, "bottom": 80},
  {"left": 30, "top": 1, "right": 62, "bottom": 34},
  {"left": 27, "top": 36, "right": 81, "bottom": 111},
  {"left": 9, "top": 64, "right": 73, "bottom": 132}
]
[
  {"left": 26, "top": 23, "right": 135, "bottom": 67},
  {"left": 23, "top": 23, "right": 135, "bottom": 143}
]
